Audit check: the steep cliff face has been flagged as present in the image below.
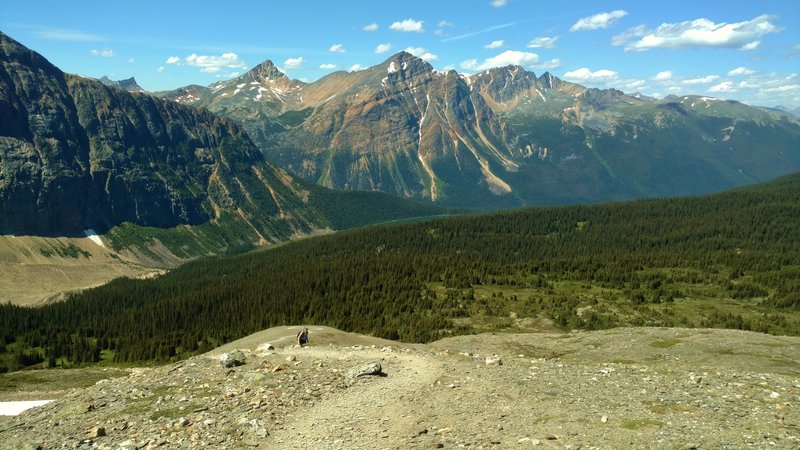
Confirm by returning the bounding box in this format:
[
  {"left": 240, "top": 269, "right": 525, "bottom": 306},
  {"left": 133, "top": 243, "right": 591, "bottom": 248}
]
[{"left": 0, "top": 32, "right": 324, "bottom": 237}]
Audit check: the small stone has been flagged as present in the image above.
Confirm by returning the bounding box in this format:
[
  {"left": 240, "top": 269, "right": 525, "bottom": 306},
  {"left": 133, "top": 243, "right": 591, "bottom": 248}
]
[
  {"left": 518, "top": 437, "right": 530, "bottom": 443},
  {"left": 118, "top": 440, "right": 138, "bottom": 450},
  {"left": 435, "top": 427, "right": 452, "bottom": 435},
  {"left": 175, "top": 417, "right": 190, "bottom": 427},
  {"left": 256, "top": 343, "right": 275, "bottom": 353},
  {"left": 286, "top": 355, "right": 297, "bottom": 362},
  {"left": 601, "top": 415, "right": 609, "bottom": 423},
  {"left": 531, "top": 439, "right": 541, "bottom": 446},
  {"left": 87, "top": 426, "right": 106, "bottom": 438},
  {"left": 485, "top": 355, "right": 503, "bottom": 366},
  {"left": 769, "top": 391, "right": 780, "bottom": 399}
]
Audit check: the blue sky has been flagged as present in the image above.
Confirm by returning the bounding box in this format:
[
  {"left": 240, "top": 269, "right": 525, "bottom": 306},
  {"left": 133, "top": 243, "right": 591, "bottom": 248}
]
[{"left": 2, "top": 0, "right": 799, "bottom": 107}]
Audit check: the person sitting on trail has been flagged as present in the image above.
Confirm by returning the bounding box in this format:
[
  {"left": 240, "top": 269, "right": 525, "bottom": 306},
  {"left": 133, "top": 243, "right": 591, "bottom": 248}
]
[{"left": 297, "top": 327, "right": 309, "bottom": 347}]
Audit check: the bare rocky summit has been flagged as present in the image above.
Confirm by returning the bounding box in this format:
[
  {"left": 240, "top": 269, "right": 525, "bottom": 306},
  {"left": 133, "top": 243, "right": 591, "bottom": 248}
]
[{"left": 1, "top": 326, "right": 798, "bottom": 449}]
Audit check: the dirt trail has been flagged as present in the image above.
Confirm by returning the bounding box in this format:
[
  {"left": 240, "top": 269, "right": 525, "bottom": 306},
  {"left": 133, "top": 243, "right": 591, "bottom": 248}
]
[{"left": 266, "top": 346, "right": 443, "bottom": 449}]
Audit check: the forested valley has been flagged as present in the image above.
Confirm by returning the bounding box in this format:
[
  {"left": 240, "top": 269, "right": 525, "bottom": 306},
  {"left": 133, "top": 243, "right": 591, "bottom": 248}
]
[{"left": 2, "top": 173, "right": 799, "bottom": 372}]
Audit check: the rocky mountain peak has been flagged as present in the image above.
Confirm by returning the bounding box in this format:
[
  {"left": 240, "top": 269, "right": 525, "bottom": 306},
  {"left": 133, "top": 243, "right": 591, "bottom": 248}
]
[
  {"left": 99, "top": 76, "right": 143, "bottom": 92},
  {"left": 383, "top": 51, "right": 434, "bottom": 79},
  {"left": 537, "top": 71, "right": 561, "bottom": 89},
  {"left": 481, "top": 65, "right": 536, "bottom": 81},
  {"left": 247, "top": 59, "right": 289, "bottom": 82}
]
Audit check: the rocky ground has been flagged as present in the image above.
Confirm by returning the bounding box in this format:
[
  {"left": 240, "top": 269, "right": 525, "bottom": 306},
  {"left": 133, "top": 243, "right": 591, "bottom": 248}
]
[{"left": 1, "top": 326, "right": 798, "bottom": 449}]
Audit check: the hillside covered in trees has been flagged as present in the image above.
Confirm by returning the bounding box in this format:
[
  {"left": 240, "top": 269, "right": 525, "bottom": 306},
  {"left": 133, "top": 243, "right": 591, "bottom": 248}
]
[{"left": 1, "top": 173, "right": 799, "bottom": 371}]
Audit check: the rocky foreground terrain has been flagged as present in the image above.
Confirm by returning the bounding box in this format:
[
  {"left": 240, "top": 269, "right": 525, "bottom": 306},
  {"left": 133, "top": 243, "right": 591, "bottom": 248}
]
[{"left": 1, "top": 326, "right": 798, "bottom": 449}]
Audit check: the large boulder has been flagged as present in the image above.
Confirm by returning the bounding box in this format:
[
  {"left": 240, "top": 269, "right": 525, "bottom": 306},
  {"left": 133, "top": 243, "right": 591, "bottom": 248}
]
[{"left": 219, "top": 350, "right": 246, "bottom": 368}]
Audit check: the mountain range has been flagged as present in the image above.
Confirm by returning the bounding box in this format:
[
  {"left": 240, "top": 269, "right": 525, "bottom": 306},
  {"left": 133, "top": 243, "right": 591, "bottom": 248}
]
[
  {"left": 158, "top": 52, "right": 800, "bottom": 208},
  {"left": 0, "top": 32, "right": 443, "bottom": 242}
]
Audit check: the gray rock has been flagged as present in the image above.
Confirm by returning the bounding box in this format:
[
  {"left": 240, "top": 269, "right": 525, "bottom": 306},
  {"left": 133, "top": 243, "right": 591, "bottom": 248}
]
[
  {"left": 347, "top": 362, "right": 383, "bottom": 379},
  {"left": 256, "top": 343, "right": 275, "bottom": 353},
  {"left": 220, "top": 350, "right": 246, "bottom": 368}
]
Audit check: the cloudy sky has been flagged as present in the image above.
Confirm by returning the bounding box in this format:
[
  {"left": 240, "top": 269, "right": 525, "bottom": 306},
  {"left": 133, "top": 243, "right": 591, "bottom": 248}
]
[{"left": 2, "top": 0, "right": 799, "bottom": 107}]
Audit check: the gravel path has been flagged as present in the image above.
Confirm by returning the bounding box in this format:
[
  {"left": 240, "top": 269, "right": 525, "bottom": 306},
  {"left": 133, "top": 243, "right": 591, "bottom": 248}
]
[{"left": 1, "top": 327, "right": 798, "bottom": 449}]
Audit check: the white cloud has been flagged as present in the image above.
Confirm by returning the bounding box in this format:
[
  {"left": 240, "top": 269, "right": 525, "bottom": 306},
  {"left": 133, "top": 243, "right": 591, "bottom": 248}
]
[
  {"left": 740, "top": 40, "right": 760, "bottom": 51},
  {"left": 532, "top": 58, "right": 562, "bottom": 70},
  {"left": 461, "top": 50, "right": 539, "bottom": 71},
  {"left": 438, "top": 20, "right": 454, "bottom": 28},
  {"left": 329, "top": 44, "right": 346, "bottom": 53},
  {"left": 485, "top": 40, "right": 505, "bottom": 49},
  {"left": 613, "top": 15, "right": 781, "bottom": 52},
  {"left": 624, "top": 79, "right": 647, "bottom": 89},
  {"left": 653, "top": 71, "right": 673, "bottom": 81},
  {"left": 348, "top": 64, "right": 366, "bottom": 72},
  {"left": 32, "top": 27, "right": 103, "bottom": 42},
  {"left": 90, "top": 48, "right": 115, "bottom": 57},
  {"left": 169, "top": 53, "right": 248, "bottom": 73},
  {"left": 157, "top": 66, "right": 165, "bottom": 73},
  {"left": 390, "top": 19, "right": 424, "bottom": 33},
  {"left": 491, "top": 0, "right": 508, "bottom": 7},
  {"left": 405, "top": 47, "right": 439, "bottom": 61},
  {"left": 728, "top": 66, "right": 755, "bottom": 76},
  {"left": 363, "top": 23, "right": 379, "bottom": 32},
  {"left": 375, "top": 43, "right": 393, "bottom": 54},
  {"left": 526, "top": 36, "right": 558, "bottom": 48},
  {"left": 709, "top": 81, "right": 735, "bottom": 92},
  {"left": 570, "top": 10, "right": 628, "bottom": 32},
  {"left": 682, "top": 75, "right": 719, "bottom": 85},
  {"left": 319, "top": 63, "right": 337, "bottom": 70},
  {"left": 764, "top": 84, "right": 800, "bottom": 93},
  {"left": 283, "top": 57, "right": 305, "bottom": 69},
  {"left": 563, "top": 67, "right": 619, "bottom": 81}
]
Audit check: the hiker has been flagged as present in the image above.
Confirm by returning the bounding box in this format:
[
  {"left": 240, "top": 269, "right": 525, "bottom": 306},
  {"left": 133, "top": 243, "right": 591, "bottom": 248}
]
[{"left": 297, "top": 327, "right": 309, "bottom": 347}]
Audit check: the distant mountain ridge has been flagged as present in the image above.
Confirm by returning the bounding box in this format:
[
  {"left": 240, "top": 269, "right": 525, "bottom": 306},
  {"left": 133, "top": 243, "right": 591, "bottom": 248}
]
[
  {"left": 0, "top": 33, "right": 445, "bottom": 241},
  {"left": 159, "top": 53, "right": 800, "bottom": 209},
  {"left": 98, "top": 76, "right": 144, "bottom": 92}
]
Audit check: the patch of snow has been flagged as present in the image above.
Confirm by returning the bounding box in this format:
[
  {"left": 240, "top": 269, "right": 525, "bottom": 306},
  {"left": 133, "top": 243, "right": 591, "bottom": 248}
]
[
  {"left": 250, "top": 81, "right": 260, "bottom": 85},
  {"left": 0, "top": 400, "right": 54, "bottom": 416},
  {"left": 236, "top": 83, "right": 246, "bottom": 89},
  {"left": 402, "top": 61, "right": 408, "bottom": 71},
  {"left": 233, "top": 88, "right": 241, "bottom": 95},
  {"left": 535, "top": 88, "right": 546, "bottom": 102},
  {"left": 83, "top": 229, "right": 105, "bottom": 248},
  {"left": 388, "top": 62, "right": 397, "bottom": 74}
]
